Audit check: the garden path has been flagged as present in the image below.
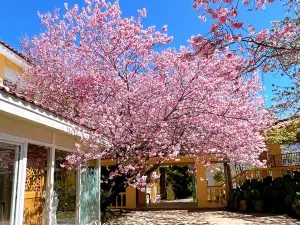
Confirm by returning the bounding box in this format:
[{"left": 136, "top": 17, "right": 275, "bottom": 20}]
[{"left": 104, "top": 210, "right": 300, "bottom": 224}]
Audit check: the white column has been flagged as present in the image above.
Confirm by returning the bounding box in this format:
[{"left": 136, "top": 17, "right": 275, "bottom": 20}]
[
  {"left": 76, "top": 164, "right": 81, "bottom": 224},
  {"left": 45, "top": 133, "right": 56, "bottom": 224},
  {"left": 14, "top": 141, "right": 27, "bottom": 225},
  {"left": 97, "top": 159, "right": 101, "bottom": 223}
]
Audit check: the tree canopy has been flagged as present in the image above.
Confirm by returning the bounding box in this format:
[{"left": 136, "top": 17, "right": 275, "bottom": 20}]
[{"left": 17, "top": 0, "right": 274, "bottom": 208}]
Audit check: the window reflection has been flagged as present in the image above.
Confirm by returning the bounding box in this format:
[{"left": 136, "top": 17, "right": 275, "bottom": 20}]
[{"left": 54, "top": 150, "right": 76, "bottom": 224}]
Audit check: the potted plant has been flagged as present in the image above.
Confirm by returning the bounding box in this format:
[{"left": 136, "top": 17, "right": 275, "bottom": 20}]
[
  {"left": 232, "top": 188, "right": 242, "bottom": 211},
  {"left": 292, "top": 192, "right": 300, "bottom": 215},
  {"left": 239, "top": 179, "right": 251, "bottom": 212},
  {"left": 250, "top": 179, "right": 264, "bottom": 212},
  {"left": 252, "top": 189, "right": 263, "bottom": 212}
]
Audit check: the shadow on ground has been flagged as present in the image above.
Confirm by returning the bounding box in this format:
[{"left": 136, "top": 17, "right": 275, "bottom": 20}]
[{"left": 103, "top": 209, "right": 300, "bottom": 225}]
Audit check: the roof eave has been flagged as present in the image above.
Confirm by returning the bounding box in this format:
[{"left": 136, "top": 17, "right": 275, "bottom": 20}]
[{"left": 0, "top": 42, "right": 28, "bottom": 68}]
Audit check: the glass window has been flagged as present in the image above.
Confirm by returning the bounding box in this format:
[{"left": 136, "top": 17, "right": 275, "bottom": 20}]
[
  {"left": 54, "top": 150, "right": 76, "bottom": 225},
  {"left": 0, "top": 142, "right": 21, "bottom": 225},
  {"left": 80, "top": 160, "right": 99, "bottom": 224},
  {"left": 23, "top": 144, "right": 49, "bottom": 225}
]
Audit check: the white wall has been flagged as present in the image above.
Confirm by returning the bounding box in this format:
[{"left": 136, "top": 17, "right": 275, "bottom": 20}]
[{"left": 206, "top": 169, "right": 216, "bottom": 186}]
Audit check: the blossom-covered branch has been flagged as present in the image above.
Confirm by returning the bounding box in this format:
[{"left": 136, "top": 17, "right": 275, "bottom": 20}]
[{"left": 19, "top": 0, "right": 272, "bottom": 208}]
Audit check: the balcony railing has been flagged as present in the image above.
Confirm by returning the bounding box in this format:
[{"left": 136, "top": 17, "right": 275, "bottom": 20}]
[
  {"left": 108, "top": 192, "right": 126, "bottom": 208},
  {"left": 207, "top": 186, "right": 226, "bottom": 204},
  {"left": 268, "top": 152, "right": 300, "bottom": 167},
  {"left": 231, "top": 168, "right": 270, "bottom": 188}
]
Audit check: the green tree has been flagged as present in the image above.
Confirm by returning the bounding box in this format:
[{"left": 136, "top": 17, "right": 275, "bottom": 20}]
[{"left": 166, "top": 166, "right": 194, "bottom": 199}]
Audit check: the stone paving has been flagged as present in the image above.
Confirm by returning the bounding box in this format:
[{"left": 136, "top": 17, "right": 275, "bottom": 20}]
[{"left": 104, "top": 210, "right": 300, "bottom": 225}]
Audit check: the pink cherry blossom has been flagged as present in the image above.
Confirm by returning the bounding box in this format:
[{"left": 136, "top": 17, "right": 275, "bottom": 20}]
[
  {"left": 231, "top": 21, "right": 243, "bottom": 29},
  {"left": 18, "top": 0, "right": 272, "bottom": 191},
  {"left": 151, "top": 172, "right": 160, "bottom": 179},
  {"left": 162, "top": 25, "right": 168, "bottom": 32}
]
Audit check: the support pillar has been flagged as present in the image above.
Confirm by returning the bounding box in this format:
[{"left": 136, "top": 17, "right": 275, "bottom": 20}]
[
  {"left": 261, "top": 169, "right": 268, "bottom": 180},
  {"left": 156, "top": 168, "right": 160, "bottom": 195},
  {"left": 224, "top": 162, "right": 233, "bottom": 205},
  {"left": 150, "top": 172, "right": 155, "bottom": 201},
  {"left": 137, "top": 190, "right": 146, "bottom": 207},
  {"left": 269, "top": 143, "right": 282, "bottom": 178},
  {"left": 196, "top": 163, "right": 207, "bottom": 207},
  {"left": 159, "top": 167, "right": 167, "bottom": 199},
  {"left": 97, "top": 159, "right": 101, "bottom": 223},
  {"left": 272, "top": 168, "right": 283, "bottom": 178},
  {"left": 126, "top": 186, "right": 137, "bottom": 208},
  {"left": 137, "top": 168, "right": 146, "bottom": 207},
  {"left": 167, "top": 184, "right": 174, "bottom": 200},
  {"left": 45, "top": 133, "right": 56, "bottom": 224}
]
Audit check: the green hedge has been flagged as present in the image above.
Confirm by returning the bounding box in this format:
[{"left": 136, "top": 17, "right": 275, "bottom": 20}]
[
  {"left": 166, "top": 166, "right": 195, "bottom": 199},
  {"left": 231, "top": 171, "right": 300, "bottom": 216}
]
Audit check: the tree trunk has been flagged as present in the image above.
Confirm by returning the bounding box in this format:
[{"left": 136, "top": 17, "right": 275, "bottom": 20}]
[
  {"left": 159, "top": 167, "right": 167, "bottom": 199},
  {"left": 102, "top": 179, "right": 128, "bottom": 211},
  {"left": 101, "top": 163, "right": 161, "bottom": 211},
  {"left": 224, "top": 162, "right": 233, "bottom": 205}
]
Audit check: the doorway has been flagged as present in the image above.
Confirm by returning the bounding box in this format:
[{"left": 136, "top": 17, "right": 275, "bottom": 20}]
[{"left": 144, "top": 165, "right": 198, "bottom": 209}]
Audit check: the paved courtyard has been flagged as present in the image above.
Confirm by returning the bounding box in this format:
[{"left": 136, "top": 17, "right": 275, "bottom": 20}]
[{"left": 103, "top": 210, "right": 300, "bottom": 225}]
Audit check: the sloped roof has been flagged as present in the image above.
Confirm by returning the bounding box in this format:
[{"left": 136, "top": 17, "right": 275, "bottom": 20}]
[
  {"left": 0, "top": 85, "right": 94, "bottom": 135},
  {"left": 0, "top": 40, "right": 26, "bottom": 60},
  {"left": 0, "top": 86, "right": 72, "bottom": 121},
  {"left": 0, "top": 41, "right": 74, "bottom": 123}
]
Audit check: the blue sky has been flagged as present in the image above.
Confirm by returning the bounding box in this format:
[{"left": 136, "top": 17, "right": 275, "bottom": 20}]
[{"left": 0, "top": 0, "right": 290, "bottom": 108}]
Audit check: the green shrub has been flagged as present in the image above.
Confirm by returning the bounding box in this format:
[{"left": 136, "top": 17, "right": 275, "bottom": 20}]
[
  {"left": 232, "top": 187, "right": 243, "bottom": 210},
  {"left": 232, "top": 172, "right": 300, "bottom": 216},
  {"left": 292, "top": 192, "right": 300, "bottom": 215},
  {"left": 213, "top": 170, "right": 225, "bottom": 183},
  {"left": 166, "top": 166, "right": 194, "bottom": 199},
  {"left": 54, "top": 180, "right": 76, "bottom": 212}
]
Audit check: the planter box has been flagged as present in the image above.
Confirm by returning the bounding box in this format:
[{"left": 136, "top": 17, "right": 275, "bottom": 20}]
[
  {"left": 239, "top": 200, "right": 247, "bottom": 211},
  {"left": 295, "top": 208, "right": 300, "bottom": 215},
  {"left": 253, "top": 200, "right": 264, "bottom": 212}
]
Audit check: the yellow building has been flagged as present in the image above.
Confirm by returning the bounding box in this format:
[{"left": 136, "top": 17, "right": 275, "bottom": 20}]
[
  {"left": 0, "top": 41, "right": 230, "bottom": 215},
  {"left": 231, "top": 118, "right": 300, "bottom": 187},
  {"left": 1, "top": 40, "right": 298, "bottom": 218},
  {"left": 104, "top": 120, "right": 300, "bottom": 210},
  {"left": 0, "top": 41, "right": 101, "bottom": 225},
  {"left": 101, "top": 156, "right": 229, "bottom": 210}
]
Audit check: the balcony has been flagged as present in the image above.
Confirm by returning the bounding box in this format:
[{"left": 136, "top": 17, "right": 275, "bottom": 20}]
[{"left": 268, "top": 152, "right": 300, "bottom": 167}]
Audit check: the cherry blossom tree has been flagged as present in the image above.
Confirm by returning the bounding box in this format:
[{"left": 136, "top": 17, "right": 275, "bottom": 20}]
[
  {"left": 192, "top": 0, "right": 300, "bottom": 116},
  {"left": 19, "top": 0, "right": 271, "bottom": 209}
]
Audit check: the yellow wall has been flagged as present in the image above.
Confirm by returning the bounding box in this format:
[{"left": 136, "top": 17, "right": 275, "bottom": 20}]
[
  {"left": 268, "top": 143, "right": 281, "bottom": 155},
  {"left": 0, "top": 54, "right": 23, "bottom": 83},
  {"left": 5, "top": 57, "right": 23, "bottom": 73},
  {"left": 125, "top": 186, "right": 136, "bottom": 208},
  {"left": 268, "top": 143, "right": 282, "bottom": 178},
  {"left": 167, "top": 184, "right": 175, "bottom": 200},
  {"left": 137, "top": 190, "right": 146, "bottom": 206},
  {"left": 196, "top": 163, "right": 207, "bottom": 207},
  {"left": 0, "top": 55, "right": 5, "bottom": 82}
]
